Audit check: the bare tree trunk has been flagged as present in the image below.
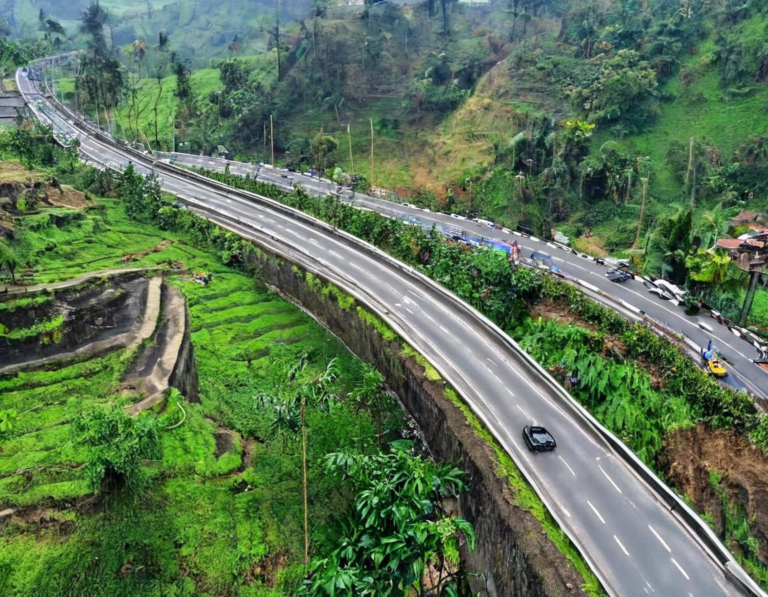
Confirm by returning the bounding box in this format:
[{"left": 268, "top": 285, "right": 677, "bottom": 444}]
[
  {"left": 153, "top": 78, "right": 163, "bottom": 145},
  {"left": 370, "top": 117, "right": 374, "bottom": 187},
  {"left": 301, "top": 402, "right": 309, "bottom": 567}
]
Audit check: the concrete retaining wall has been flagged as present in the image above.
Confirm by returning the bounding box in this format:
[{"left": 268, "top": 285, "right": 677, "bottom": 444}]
[{"left": 252, "top": 252, "right": 588, "bottom": 597}]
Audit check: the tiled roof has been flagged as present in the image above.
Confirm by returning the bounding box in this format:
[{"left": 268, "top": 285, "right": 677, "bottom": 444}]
[{"left": 716, "top": 239, "right": 742, "bottom": 249}]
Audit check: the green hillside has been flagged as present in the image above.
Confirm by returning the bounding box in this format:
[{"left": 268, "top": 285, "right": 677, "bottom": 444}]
[{"left": 7, "top": 0, "right": 768, "bottom": 314}]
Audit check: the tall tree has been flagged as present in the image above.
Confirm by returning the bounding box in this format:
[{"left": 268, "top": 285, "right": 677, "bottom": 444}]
[
  {"left": 78, "top": 2, "right": 123, "bottom": 133},
  {"left": 0, "top": 240, "right": 19, "bottom": 285}
]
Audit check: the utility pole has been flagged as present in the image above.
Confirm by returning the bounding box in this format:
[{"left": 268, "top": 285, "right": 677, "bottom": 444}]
[
  {"left": 634, "top": 177, "right": 649, "bottom": 248},
  {"left": 685, "top": 136, "right": 695, "bottom": 207},
  {"left": 468, "top": 180, "right": 473, "bottom": 214},
  {"left": 739, "top": 270, "right": 762, "bottom": 327},
  {"left": 369, "top": 117, "right": 374, "bottom": 188},
  {"left": 347, "top": 123, "right": 354, "bottom": 174},
  {"left": 270, "top": 114, "right": 274, "bottom": 167}
]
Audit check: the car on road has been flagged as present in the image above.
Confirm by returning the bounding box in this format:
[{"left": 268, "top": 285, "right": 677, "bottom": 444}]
[
  {"left": 606, "top": 267, "right": 631, "bottom": 283},
  {"left": 523, "top": 425, "right": 557, "bottom": 452},
  {"left": 653, "top": 279, "right": 687, "bottom": 302},
  {"left": 644, "top": 279, "right": 675, "bottom": 301},
  {"left": 702, "top": 340, "right": 728, "bottom": 378},
  {"left": 704, "top": 358, "right": 728, "bottom": 378},
  {"left": 608, "top": 262, "right": 637, "bottom": 279}
]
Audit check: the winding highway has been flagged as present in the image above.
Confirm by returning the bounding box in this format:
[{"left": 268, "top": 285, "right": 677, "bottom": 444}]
[
  {"left": 17, "top": 67, "right": 765, "bottom": 597},
  {"left": 159, "top": 152, "right": 768, "bottom": 400}
]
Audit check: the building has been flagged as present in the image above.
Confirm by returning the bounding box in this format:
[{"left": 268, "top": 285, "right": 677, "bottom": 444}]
[{"left": 714, "top": 231, "right": 768, "bottom": 325}]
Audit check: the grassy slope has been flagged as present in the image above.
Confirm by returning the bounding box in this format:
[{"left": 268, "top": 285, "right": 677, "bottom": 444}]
[
  {"left": 602, "top": 12, "right": 768, "bottom": 201},
  {"left": 56, "top": 52, "right": 278, "bottom": 152},
  {"left": 0, "top": 194, "right": 385, "bottom": 596}
]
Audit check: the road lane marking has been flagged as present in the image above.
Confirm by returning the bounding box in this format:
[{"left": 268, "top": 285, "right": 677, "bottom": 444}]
[
  {"left": 516, "top": 404, "right": 531, "bottom": 419},
  {"left": 559, "top": 456, "right": 576, "bottom": 477},
  {"left": 671, "top": 558, "right": 690, "bottom": 580},
  {"left": 486, "top": 358, "right": 498, "bottom": 367},
  {"left": 613, "top": 534, "right": 630, "bottom": 556},
  {"left": 439, "top": 325, "right": 449, "bottom": 333},
  {"left": 404, "top": 307, "right": 415, "bottom": 315},
  {"left": 648, "top": 525, "right": 671, "bottom": 552},
  {"left": 587, "top": 500, "right": 606, "bottom": 524},
  {"left": 598, "top": 464, "right": 622, "bottom": 494}
]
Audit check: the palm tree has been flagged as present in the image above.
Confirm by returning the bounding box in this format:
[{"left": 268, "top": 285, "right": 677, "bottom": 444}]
[{"left": 697, "top": 202, "right": 740, "bottom": 249}]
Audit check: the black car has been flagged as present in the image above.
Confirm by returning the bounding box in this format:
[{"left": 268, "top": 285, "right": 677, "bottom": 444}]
[
  {"left": 606, "top": 268, "right": 631, "bottom": 283},
  {"left": 612, "top": 263, "right": 637, "bottom": 279},
  {"left": 523, "top": 425, "right": 557, "bottom": 452}
]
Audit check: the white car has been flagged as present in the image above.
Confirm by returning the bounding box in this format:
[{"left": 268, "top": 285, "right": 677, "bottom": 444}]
[{"left": 654, "top": 279, "right": 687, "bottom": 302}]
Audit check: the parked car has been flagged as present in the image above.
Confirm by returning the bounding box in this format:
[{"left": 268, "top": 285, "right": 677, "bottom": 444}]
[
  {"left": 611, "top": 263, "right": 637, "bottom": 279},
  {"left": 606, "top": 267, "right": 631, "bottom": 283},
  {"left": 523, "top": 425, "right": 557, "bottom": 452},
  {"left": 644, "top": 279, "right": 675, "bottom": 300},
  {"left": 653, "top": 279, "right": 687, "bottom": 302}
]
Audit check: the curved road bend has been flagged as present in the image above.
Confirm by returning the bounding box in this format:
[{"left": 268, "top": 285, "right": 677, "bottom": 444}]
[
  {"left": 17, "top": 69, "right": 747, "bottom": 596},
  {"left": 164, "top": 152, "right": 768, "bottom": 397}
]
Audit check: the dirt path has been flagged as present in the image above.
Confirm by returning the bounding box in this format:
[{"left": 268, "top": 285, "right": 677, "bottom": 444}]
[
  {"left": 125, "top": 285, "right": 187, "bottom": 416},
  {"left": 127, "top": 276, "right": 162, "bottom": 351},
  {"left": 1, "top": 267, "right": 161, "bottom": 297}
]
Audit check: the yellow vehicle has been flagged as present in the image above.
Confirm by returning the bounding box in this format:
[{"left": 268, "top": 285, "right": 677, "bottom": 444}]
[
  {"left": 701, "top": 340, "right": 728, "bottom": 378},
  {"left": 705, "top": 358, "right": 728, "bottom": 378}
]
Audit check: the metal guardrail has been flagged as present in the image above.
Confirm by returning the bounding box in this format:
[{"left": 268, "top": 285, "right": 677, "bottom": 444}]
[{"left": 35, "top": 81, "right": 766, "bottom": 597}]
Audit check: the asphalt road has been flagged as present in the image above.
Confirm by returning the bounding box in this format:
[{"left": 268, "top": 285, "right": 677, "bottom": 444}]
[
  {"left": 158, "top": 152, "right": 768, "bottom": 399},
  {"left": 17, "top": 69, "right": 754, "bottom": 596}
]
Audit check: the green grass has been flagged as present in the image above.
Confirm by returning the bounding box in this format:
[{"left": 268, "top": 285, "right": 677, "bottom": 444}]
[
  {"left": 0, "top": 194, "right": 396, "bottom": 595},
  {"left": 0, "top": 352, "right": 133, "bottom": 507},
  {"left": 606, "top": 12, "right": 768, "bottom": 203}
]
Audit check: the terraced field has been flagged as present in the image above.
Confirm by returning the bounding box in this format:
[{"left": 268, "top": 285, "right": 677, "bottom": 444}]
[{"left": 0, "top": 194, "right": 395, "bottom": 596}]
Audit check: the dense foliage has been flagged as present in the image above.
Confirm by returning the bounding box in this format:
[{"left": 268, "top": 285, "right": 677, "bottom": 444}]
[
  {"left": 73, "top": 407, "right": 161, "bottom": 494},
  {"left": 306, "top": 444, "right": 474, "bottom": 596}
]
